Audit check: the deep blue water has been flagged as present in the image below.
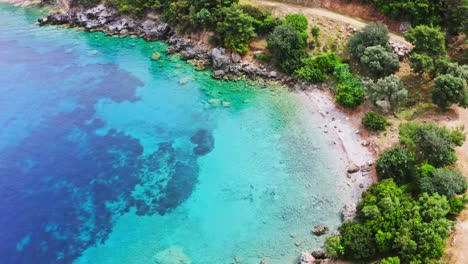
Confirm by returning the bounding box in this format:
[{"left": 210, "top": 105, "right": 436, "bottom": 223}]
[{"left": 0, "top": 4, "right": 351, "bottom": 264}]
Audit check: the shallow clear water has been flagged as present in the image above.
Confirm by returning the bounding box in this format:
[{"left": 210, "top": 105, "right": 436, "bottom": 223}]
[{"left": 0, "top": 4, "right": 350, "bottom": 264}]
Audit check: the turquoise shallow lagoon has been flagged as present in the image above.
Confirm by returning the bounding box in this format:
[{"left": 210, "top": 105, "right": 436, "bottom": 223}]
[{"left": 0, "top": 4, "right": 350, "bottom": 263}]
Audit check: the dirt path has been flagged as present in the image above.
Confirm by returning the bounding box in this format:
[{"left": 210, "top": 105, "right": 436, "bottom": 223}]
[
  {"left": 250, "top": 0, "right": 412, "bottom": 47},
  {"left": 442, "top": 107, "right": 468, "bottom": 264}
]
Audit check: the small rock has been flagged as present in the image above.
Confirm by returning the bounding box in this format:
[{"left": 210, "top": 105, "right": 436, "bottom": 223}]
[
  {"left": 359, "top": 183, "right": 364, "bottom": 188},
  {"left": 361, "top": 140, "right": 370, "bottom": 146},
  {"left": 208, "top": 98, "right": 221, "bottom": 107},
  {"left": 151, "top": 52, "right": 161, "bottom": 60},
  {"left": 231, "top": 52, "right": 242, "bottom": 63},
  {"left": 222, "top": 101, "right": 232, "bottom": 108},
  {"left": 347, "top": 164, "right": 360, "bottom": 173},
  {"left": 295, "top": 241, "right": 301, "bottom": 247},
  {"left": 312, "top": 225, "right": 329, "bottom": 235},
  {"left": 311, "top": 248, "right": 326, "bottom": 259},
  {"left": 300, "top": 250, "right": 315, "bottom": 264}
]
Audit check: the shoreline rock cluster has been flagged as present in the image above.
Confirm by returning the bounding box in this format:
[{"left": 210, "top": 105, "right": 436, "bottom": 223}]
[{"left": 37, "top": 4, "right": 289, "bottom": 84}]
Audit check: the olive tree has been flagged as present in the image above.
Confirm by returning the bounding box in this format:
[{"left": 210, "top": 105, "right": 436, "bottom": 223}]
[
  {"left": 364, "top": 75, "right": 408, "bottom": 113},
  {"left": 360, "top": 45, "right": 400, "bottom": 78}
]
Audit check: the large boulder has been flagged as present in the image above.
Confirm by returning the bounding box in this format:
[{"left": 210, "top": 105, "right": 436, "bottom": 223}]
[
  {"left": 231, "top": 52, "right": 242, "bottom": 63},
  {"left": 300, "top": 251, "right": 315, "bottom": 264},
  {"left": 311, "top": 248, "right": 326, "bottom": 259},
  {"left": 211, "top": 48, "right": 231, "bottom": 69}
]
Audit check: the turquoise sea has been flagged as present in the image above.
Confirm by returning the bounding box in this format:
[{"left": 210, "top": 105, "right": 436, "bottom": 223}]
[{"left": 0, "top": 4, "right": 351, "bottom": 263}]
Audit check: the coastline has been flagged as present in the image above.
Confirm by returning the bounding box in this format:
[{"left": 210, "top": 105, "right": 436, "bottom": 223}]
[{"left": 296, "top": 87, "right": 376, "bottom": 201}]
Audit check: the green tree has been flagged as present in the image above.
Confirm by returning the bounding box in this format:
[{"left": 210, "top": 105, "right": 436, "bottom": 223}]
[
  {"left": 216, "top": 4, "right": 256, "bottom": 54},
  {"left": 348, "top": 22, "right": 390, "bottom": 59},
  {"left": 420, "top": 168, "right": 468, "bottom": 197},
  {"left": 284, "top": 13, "right": 308, "bottom": 32},
  {"left": 364, "top": 75, "right": 408, "bottom": 113},
  {"left": 268, "top": 24, "right": 307, "bottom": 73},
  {"left": 376, "top": 147, "right": 416, "bottom": 183},
  {"left": 360, "top": 45, "right": 400, "bottom": 78},
  {"left": 340, "top": 221, "right": 376, "bottom": 260},
  {"left": 405, "top": 26, "right": 448, "bottom": 77},
  {"left": 335, "top": 80, "right": 366, "bottom": 109},
  {"left": 432, "top": 74, "right": 468, "bottom": 109},
  {"left": 449, "top": 195, "right": 467, "bottom": 215},
  {"left": 399, "top": 123, "right": 466, "bottom": 167},
  {"left": 443, "top": 0, "right": 468, "bottom": 35}
]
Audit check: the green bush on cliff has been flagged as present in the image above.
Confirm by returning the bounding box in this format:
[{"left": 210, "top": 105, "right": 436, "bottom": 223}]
[
  {"left": 362, "top": 111, "right": 389, "bottom": 132},
  {"left": 216, "top": 4, "right": 256, "bottom": 54},
  {"left": 268, "top": 24, "right": 307, "bottom": 73},
  {"left": 294, "top": 52, "right": 341, "bottom": 83},
  {"left": 333, "top": 64, "right": 366, "bottom": 109}
]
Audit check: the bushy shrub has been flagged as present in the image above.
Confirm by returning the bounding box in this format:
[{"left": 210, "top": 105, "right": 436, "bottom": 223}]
[
  {"left": 311, "top": 25, "right": 320, "bottom": 43},
  {"left": 362, "top": 111, "right": 389, "bottom": 132},
  {"left": 364, "top": 75, "right": 408, "bottom": 113},
  {"left": 340, "top": 221, "right": 376, "bottom": 260},
  {"left": 324, "top": 235, "right": 344, "bottom": 258},
  {"left": 432, "top": 73, "right": 468, "bottom": 109},
  {"left": 348, "top": 22, "right": 390, "bottom": 59},
  {"left": 268, "top": 24, "right": 307, "bottom": 73},
  {"left": 419, "top": 168, "right": 468, "bottom": 197},
  {"left": 376, "top": 146, "right": 416, "bottom": 183},
  {"left": 336, "top": 80, "right": 366, "bottom": 109},
  {"left": 449, "top": 195, "right": 467, "bottom": 215},
  {"left": 399, "top": 123, "right": 465, "bottom": 167},
  {"left": 379, "top": 256, "right": 400, "bottom": 264},
  {"left": 360, "top": 45, "right": 400, "bottom": 78},
  {"left": 284, "top": 13, "right": 308, "bottom": 32},
  {"left": 110, "top": 0, "right": 161, "bottom": 17},
  {"left": 253, "top": 53, "right": 272, "bottom": 62},
  {"left": 333, "top": 64, "right": 366, "bottom": 108},
  {"left": 294, "top": 52, "right": 341, "bottom": 83}
]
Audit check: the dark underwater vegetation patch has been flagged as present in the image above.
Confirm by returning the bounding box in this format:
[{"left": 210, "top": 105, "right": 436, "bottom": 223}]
[
  {"left": 190, "top": 129, "right": 215, "bottom": 156},
  {"left": 0, "top": 40, "right": 202, "bottom": 263}
]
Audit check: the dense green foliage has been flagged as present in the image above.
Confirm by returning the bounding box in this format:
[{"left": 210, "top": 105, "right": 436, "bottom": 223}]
[
  {"left": 405, "top": 26, "right": 449, "bottom": 78},
  {"left": 360, "top": 45, "right": 400, "bottom": 78},
  {"left": 432, "top": 73, "right": 468, "bottom": 109},
  {"left": 333, "top": 64, "right": 366, "bottom": 109},
  {"left": 216, "top": 4, "right": 256, "bottom": 54},
  {"left": 376, "top": 147, "right": 416, "bottom": 183},
  {"left": 324, "top": 235, "right": 344, "bottom": 258},
  {"left": 284, "top": 14, "right": 308, "bottom": 32},
  {"left": 420, "top": 168, "right": 468, "bottom": 196},
  {"left": 399, "top": 123, "right": 465, "bottom": 167},
  {"left": 340, "top": 221, "right": 376, "bottom": 259},
  {"left": 379, "top": 256, "right": 400, "bottom": 264},
  {"left": 268, "top": 24, "right": 307, "bottom": 74},
  {"left": 328, "top": 120, "right": 466, "bottom": 263},
  {"left": 348, "top": 22, "right": 390, "bottom": 59},
  {"left": 364, "top": 75, "right": 408, "bottom": 113},
  {"left": 294, "top": 52, "right": 341, "bottom": 82},
  {"left": 361, "top": 0, "right": 467, "bottom": 35},
  {"left": 362, "top": 111, "right": 389, "bottom": 132},
  {"left": 241, "top": 5, "right": 282, "bottom": 35}
]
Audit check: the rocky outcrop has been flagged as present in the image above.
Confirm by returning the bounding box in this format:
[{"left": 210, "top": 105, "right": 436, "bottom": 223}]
[
  {"left": 37, "top": 4, "right": 290, "bottom": 85},
  {"left": 311, "top": 248, "right": 326, "bottom": 259},
  {"left": 312, "top": 225, "right": 329, "bottom": 235},
  {"left": 342, "top": 202, "right": 357, "bottom": 221},
  {"left": 347, "top": 163, "right": 360, "bottom": 173},
  {"left": 299, "top": 250, "right": 315, "bottom": 264}
]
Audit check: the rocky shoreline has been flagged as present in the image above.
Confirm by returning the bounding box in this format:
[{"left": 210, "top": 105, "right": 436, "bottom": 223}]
[{"left": 37, "top": 4, "right": 293, "bottom": 85}]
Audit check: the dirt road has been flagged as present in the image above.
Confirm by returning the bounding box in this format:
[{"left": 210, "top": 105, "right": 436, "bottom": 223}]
[
  {"left": 442, "top": 107, "right": 468, "bottom": 264},
  {"left": 250, "top": 0, "right": 412, "bottom": 47}
]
